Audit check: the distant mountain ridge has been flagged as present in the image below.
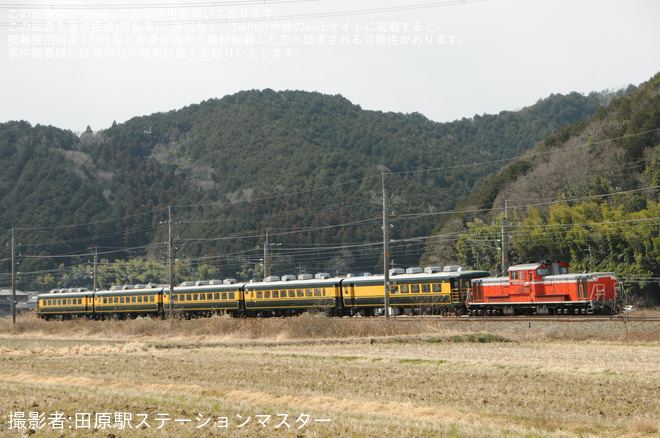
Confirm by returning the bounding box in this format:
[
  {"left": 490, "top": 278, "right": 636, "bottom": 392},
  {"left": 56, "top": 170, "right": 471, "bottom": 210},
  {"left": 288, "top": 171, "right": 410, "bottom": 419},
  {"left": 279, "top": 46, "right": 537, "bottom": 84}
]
[
  {"left": 0, "top": 86, "right": 624, "bottom": 290},
  {"left": 424, "top": 73, "right": 660, "bottom": 303}
]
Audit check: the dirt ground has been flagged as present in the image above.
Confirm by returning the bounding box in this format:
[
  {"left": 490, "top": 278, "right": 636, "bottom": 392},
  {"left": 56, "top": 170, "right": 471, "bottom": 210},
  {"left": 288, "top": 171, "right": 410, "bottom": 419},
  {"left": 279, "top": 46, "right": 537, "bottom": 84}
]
[{"left": 0, "top": 316, "right": 658, "bottom": 437}]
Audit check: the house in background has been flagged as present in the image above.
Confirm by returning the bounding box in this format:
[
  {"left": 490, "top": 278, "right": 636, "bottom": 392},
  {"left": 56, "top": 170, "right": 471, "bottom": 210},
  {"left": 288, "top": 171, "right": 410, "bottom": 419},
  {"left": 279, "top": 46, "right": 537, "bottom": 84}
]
[{"left": 0, "top": 288, "right": 31, "bottom": 316}]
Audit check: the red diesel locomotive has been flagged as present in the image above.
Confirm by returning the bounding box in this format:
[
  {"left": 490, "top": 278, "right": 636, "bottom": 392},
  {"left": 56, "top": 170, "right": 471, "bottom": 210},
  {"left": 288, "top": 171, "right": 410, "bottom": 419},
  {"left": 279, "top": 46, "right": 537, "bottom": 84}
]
[{"left": 468, "top": 261, "right": 621, "bottom": 315}]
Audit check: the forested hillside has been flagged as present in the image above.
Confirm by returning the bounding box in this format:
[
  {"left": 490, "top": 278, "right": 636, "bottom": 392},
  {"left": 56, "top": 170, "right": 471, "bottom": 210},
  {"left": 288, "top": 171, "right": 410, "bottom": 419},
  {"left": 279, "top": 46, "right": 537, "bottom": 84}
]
[
  {"left": 0, "top": 88, "right": 617, "bottom": 291},
  {"left": 426, "top": 73, "right": 660, "bottom": 304}
]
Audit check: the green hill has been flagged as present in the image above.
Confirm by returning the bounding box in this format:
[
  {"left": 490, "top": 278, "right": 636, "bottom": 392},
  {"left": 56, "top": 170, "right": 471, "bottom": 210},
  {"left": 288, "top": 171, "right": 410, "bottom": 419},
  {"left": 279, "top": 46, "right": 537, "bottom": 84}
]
[
  {"left": 425, "top": 73, "right": 660, "bottom": 304},
  {"left": 0, "top": 88, "right": 615, "bottom": 290}
]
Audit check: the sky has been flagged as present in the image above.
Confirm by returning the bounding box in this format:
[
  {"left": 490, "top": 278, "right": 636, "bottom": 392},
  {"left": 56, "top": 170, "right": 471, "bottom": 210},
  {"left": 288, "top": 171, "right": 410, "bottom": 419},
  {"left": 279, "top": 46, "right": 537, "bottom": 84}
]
[{"left": 1, "top": 0, "right": 659, "bottom": 134}]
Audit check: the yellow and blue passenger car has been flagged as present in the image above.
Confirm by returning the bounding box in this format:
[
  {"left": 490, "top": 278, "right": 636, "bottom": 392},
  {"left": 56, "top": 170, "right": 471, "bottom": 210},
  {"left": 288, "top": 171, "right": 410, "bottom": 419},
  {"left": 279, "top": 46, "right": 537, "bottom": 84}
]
[{"left": 36, "top": 266, "right": 490, "bottom": 319}]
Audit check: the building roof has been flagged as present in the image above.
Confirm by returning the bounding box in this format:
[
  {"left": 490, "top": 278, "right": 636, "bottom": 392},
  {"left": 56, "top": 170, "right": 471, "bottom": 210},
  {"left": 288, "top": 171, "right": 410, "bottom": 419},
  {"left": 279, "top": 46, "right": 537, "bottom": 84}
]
[{"left": 0, "top": 289, "right": 29, "bottom": 296}]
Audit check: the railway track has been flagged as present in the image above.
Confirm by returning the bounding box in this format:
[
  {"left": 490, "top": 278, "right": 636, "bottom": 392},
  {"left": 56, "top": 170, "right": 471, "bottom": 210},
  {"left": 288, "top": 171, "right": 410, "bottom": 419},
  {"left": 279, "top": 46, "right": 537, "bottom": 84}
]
[{"left": 366, "top": 315, "right": 660, "bottom": 323}]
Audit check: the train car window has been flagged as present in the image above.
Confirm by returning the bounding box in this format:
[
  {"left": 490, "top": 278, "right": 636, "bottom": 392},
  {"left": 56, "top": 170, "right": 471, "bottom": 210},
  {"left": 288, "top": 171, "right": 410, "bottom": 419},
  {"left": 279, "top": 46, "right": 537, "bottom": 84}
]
[
  {"left": 173, "top": 295, "right": 179, "bottom": 302},
  {"left": 265, "top": 291, "right": 270, "bottom": 299},
  {"left": 57, "top": 299, "right": 61, "bottom": 305},
  {"left": 400, "top": 285, "right": 409, "bottom": 293},
  {"left": 103, "top": 298, "right": 107, "bottom": 304},
  {"left": 273, "top": 291, "right": 279, "bottom": 298},
  {"left": 150, "top": 296, "right": 154, "bottom": 302},
  {"left": 422, "top": 284, "right": 430, "bottom": 293},
  {"left": 221, "top": 292, "right": 227, "bottom": 300},
  {"left": 288, "top": 290, "right": 295, "bottom": 298},
  {"left": 207, "top": 293, "right": 213, "bottom": 300},
  {"left": 193, "top": 294, "right": 199, "bottom": 301},
  {"left": 120, "top": 297, "right": 124, "bottom": 303},
  {"left": 229, "top": 292, "right": 235, "bottom": 299},
  {"left": 138, "top": 296, "right": 142, "bottom": 303},
  {"left": 305, "top": 289, "right": 312, "bottom": 297},
  {"left": 314, "top": 289, "right": 322, "bottom": 297},
  {"left": 214, "top": 293, "right": 220, "bottom": 300},
  {"left": 411, "top": 285, "right": 420, "bottom": 293},
  {"left": 186, "top": 294, "right": 192, "bottom": 301},
  {"left": 132, "top": 296, "right": 136, "bottom": 303},
  {"left": 257, "top": 291, "right": 263, "bottom": 299},
  {"left": 432, "top": 284, "right": 441, "bottom": 292},
  {"left": 79, "top": 298, "right": 82, "bottom": 304},
  {"left": 296, "top": 290, "right": 303, "bottom": 297}
]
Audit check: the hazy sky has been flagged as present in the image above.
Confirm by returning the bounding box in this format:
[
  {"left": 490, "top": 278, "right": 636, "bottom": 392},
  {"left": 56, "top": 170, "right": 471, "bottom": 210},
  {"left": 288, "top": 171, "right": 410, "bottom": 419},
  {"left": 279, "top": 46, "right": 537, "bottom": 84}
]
[{"left": 1, "top": 0, "right": 659, "bottom": 133}]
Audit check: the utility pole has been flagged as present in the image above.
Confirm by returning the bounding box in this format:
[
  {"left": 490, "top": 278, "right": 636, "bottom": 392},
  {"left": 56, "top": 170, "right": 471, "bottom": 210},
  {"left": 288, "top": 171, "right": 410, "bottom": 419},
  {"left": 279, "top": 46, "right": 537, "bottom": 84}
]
[
  {"left": 382, "top": 172, "right": 390, "bottom": 319},
  {"left": 168, "top": 205, "right": 174, "bottom": 317},
  {"left": 264, "top": 228, "right": 269, "bottom": 279},
  {"left": 11, "top": 228, "right": 16, "bottom": 324},
  {"left": 501, "top": 200, "right": 509, "bottom": 276},
  {"left": 93, "top": 247, "right": 98, "bottom": 291}
]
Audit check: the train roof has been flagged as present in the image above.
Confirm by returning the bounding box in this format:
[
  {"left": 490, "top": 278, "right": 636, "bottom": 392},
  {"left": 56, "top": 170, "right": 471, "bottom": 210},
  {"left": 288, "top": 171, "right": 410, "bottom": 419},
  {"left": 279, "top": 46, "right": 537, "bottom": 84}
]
[
  {"left": 508, "top": 261, "right": 570, "bottom": 271},
  {"left": 343, "top": 270, "right": 490, "bottom": 286},
  {"left": 174, "top": 282, "right": 245, "bottom": 292},
  {"left": 245, "top": 276, "right": 341, "bottom": 290},
  {"left": 95, "top": 286, "right": 167, "bottom": 296},
  {"left": 37, "top": 290, "right": 95, "bottom": 299}
]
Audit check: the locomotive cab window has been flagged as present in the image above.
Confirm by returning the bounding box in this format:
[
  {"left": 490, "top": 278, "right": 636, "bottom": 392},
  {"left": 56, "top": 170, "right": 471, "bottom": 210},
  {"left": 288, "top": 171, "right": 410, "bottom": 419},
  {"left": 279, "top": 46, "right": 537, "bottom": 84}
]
[{"left": 432, "top": 284, "right": 442, "bottom": 293}]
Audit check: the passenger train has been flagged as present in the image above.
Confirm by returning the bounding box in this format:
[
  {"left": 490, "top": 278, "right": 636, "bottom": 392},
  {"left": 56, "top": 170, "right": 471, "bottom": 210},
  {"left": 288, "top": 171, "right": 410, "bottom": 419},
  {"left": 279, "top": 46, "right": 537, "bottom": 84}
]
[
  {"left": 36, "top": 261, "right": 621, "bottom": 320},
  {"left": 36, "top": 266, "right": 489, "bottom": 319}
]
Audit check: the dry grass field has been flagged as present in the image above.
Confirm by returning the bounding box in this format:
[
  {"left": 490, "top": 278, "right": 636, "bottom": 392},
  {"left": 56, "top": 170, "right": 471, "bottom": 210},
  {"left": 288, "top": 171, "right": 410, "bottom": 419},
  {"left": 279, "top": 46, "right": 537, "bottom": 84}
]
[{"left": 0, "top": 312, "right": 659, "bottom": 437}]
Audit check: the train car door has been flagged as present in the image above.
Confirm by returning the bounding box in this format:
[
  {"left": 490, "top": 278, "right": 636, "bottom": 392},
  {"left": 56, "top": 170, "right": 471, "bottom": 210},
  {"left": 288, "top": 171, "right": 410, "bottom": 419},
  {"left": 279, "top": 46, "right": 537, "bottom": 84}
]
[
  {"left": 578, "top": 277, "right": 588, "bottom": 299},
  {"left": 525, "top": 271, "right": 534, "bottom": 296},
  {"left": 344, "top": 284, "right": 355, "bottom": 307}
]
